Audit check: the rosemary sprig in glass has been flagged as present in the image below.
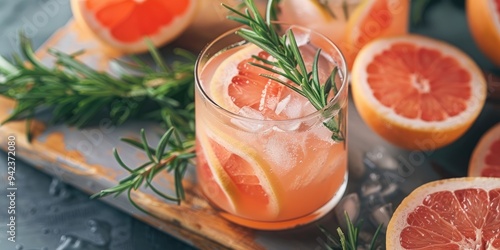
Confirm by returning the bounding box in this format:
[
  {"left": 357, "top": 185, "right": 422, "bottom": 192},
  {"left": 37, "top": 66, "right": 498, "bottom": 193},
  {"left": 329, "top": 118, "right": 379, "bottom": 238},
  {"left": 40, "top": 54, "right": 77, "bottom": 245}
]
[{"left": 224, "top": 0, "right": 345, "bottom": 141}]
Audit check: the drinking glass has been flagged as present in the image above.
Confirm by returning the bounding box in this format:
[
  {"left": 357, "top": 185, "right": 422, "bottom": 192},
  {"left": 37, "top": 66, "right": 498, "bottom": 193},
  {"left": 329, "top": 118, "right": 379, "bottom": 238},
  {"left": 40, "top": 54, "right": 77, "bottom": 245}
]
[{"left": 194, "top": 24, "right": 349, "bottom": 230}]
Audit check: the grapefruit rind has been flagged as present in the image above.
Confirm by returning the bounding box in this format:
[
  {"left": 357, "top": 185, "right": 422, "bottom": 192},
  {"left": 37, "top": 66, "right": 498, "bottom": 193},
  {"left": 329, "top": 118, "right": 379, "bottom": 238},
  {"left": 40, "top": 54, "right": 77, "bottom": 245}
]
[
  {"left": 466, "top": 0, "right": 500, "bottom": 67},
  {"left": 197, "top": 131, "right": 239, "bottom": 214},
  {"left": 351, "top": 35, "right": 487, "bottom": 150},
  {"left": 386, "top": 177, "right": 500, "bottom": 249},
  {"left": 469, "top": 123, "right": 500, "bottom": 177},
  {"left": 199, "top": 123, "right": 282, "bottom": 219},
  {"left": 70, "top": 0, "right": 197, "bottom": 54}
]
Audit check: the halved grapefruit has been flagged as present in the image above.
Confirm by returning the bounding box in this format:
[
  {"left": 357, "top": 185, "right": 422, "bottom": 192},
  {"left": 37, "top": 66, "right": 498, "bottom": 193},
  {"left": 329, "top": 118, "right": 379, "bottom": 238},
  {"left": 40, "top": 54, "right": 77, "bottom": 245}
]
[
  {"left": 387, "top": 177, "right": 500, "bottom": 249},
  {"left": 469, "top": 123, "right": 500, "bottom": 177},
  {"left": 343, "top": 0, "right": 410, "bottom": 69},
  {"left": 71, "top": 0, "right": 197, "bottom": 54},
  {"left": 351, "top": 35, "right": 487, "bottom": 150},
  {"left": 466, "top": 0, "right": 500, "bottom": 67}
]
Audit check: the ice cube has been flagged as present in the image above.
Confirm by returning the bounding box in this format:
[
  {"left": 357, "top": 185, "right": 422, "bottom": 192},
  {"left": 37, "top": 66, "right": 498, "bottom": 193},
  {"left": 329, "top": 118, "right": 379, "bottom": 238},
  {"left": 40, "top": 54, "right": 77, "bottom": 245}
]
[
  {"left": 282, "top": 94, "right": 304, "bottom": 119},
  {"left": 370, "top": 203, "right": 394, "bottom": 230},
  {"left": 288, "top": 26, "right": 311, "bottom": 47},
  {"left": 264, "top": 134, "right": 298, "bottom": 174},
  {"left": 349, "top": 149, "right": 366, "bottom": 179},
  {"left": 334, "top": 193, "right": 360, "bottom": 230},
  {"left": 230, "top": 106, "right": 264, "bottom": 132},
  {"left": 274, "top": 94, "right": 291, "bottom": 116},
  {"left": 380, "top": 183, "right": 399, "bottom": 198},
  {"left": 364, "top": 146, "right": 399, "bottom": 171},
  {"left": 361, "top": 173, "right": 383, "bottom": 197}
]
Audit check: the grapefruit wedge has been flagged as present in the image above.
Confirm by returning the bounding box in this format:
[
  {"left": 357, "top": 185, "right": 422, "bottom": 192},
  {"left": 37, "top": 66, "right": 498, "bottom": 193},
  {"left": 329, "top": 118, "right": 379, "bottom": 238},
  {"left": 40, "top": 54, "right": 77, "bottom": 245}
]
[
  {"left": 71, "top": 0, "right": 197, "bottom": 54},
  {"left": 469, "top": 123, "right": 500, "bottom": 177},
  {"left": 466, "top": 0, "right": 500, "bottom": 67},
  {"left": 351, "top": 35, "right": 487, "bottom": 150},
  {"left": 387, "top": 177, "right": 500, "bottom": 249}
]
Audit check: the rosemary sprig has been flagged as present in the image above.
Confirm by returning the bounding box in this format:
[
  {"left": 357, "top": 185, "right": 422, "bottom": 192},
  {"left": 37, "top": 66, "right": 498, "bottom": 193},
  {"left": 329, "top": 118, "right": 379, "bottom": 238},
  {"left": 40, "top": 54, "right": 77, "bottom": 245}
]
[
  {"left": 224, "top": 0, "right": 344, "bottom": 141},
  {"left": 0, "top": 35, "right": 197, "bottom": 210},
  {"left": 319, "top": 212, "right": 383, "bottom": 250},
  {"left": 0, "top": 35, "right": 195, "bottom": 138},
  {"left": 90, "top": 128, "right": 196, "bottom": 212}
]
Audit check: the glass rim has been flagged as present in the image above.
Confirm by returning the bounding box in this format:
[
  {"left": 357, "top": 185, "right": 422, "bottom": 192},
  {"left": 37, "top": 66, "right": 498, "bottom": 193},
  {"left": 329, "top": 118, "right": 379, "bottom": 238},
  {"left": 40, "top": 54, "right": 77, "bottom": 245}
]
[{"left": 195, "top": 23, "right": 348, "bottom": 124}]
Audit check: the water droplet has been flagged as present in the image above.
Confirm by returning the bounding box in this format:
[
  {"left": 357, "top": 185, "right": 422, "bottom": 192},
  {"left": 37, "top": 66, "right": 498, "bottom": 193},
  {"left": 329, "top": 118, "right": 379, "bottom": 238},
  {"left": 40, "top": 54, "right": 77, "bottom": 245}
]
[
  {"left": 49, "top": 178, "right": 64, "bottom": 196},
  {"left": 42, "top": 228, "right": 51, "bottom": 234},
  {"left": 41, "top": 247, "right": 49, "bottom": 250},
  {"left": 29, "top": 207, "right": 37, "bottom": 215},
  {"left": 57, "top": 234, "right": 107, "bottom": 250},
  {"left": 49, "top": 178, "right": 72, "bottom": 199},
  {"left": 15, "top": 244, "right": 23, "bottom": 250},
  {"left": 86, "top": 219, "right": 112, "bottom": 246}
]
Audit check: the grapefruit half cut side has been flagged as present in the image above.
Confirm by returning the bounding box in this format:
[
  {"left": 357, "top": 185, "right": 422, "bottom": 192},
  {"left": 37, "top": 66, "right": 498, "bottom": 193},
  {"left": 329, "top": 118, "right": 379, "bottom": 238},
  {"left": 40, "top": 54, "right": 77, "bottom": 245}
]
[
  {"left": 387, "top": 177, "right": 500, "bottom": 249},
  {"left": 71, "top": 0, "right": 197, "bottom": 54},
  {"left": 469, "top": 123, "right": 500, "bottom": 177},
  {"left": 351, "top": 35, "right": 487, "bottom": 150}
]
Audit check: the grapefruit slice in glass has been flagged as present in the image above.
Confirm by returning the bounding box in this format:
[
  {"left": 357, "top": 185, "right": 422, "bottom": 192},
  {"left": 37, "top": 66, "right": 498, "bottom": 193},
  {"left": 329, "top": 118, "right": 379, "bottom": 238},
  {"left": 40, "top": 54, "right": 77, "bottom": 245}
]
[
  {"left": 351, "top": 35, "right": 487, "bottom": 150},
  {"left": 209, "top": 44, "right": 294, "bottom": 119},
  {"left": 469, "top": 123, "right": 500, "bottom": 177},
  {"left": 197, "top": 126, "right": 282, "bottom": 221},
  {"left": 387, "top": 177, "right": 500, "bottom": 249},
  {"left": 71, "top": 0, "right": 197, "bottom": 54}
]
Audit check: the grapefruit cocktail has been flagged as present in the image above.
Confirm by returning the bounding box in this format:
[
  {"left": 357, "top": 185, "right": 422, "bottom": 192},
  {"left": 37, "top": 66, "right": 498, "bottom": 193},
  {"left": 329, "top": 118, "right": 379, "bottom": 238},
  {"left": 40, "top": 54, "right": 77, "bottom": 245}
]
[{"left": 195, "top": 25, "right": 349, "bottom": 230}]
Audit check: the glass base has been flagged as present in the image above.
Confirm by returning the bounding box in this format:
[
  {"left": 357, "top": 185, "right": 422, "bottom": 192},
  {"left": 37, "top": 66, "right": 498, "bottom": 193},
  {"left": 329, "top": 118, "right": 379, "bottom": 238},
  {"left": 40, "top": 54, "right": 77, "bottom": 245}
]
[{"left": 219, "top": 173, "right": 348, "bottom": 230}]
